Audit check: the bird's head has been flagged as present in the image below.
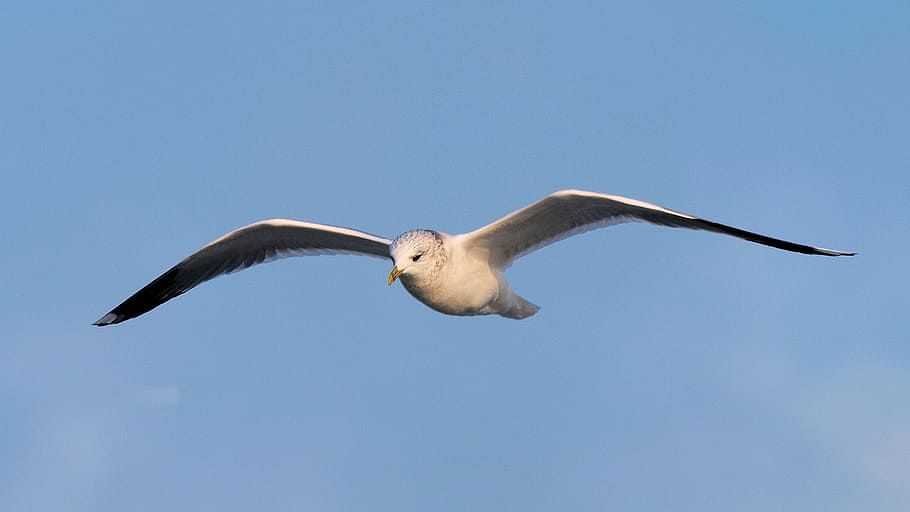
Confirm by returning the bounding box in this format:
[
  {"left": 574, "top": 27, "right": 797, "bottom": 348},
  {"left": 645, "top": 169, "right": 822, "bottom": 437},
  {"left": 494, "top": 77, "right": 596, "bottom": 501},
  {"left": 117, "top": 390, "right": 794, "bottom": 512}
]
[{"left": 388, "top": 230, "right": 446, "bottom": 285}]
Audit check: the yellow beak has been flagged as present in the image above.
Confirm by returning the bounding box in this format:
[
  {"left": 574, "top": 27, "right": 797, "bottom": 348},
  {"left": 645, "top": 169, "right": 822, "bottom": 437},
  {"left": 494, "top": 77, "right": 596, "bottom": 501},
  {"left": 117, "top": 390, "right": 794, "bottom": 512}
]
[{"left": 388, "top": 266, "right": 403, "bottom": 285}]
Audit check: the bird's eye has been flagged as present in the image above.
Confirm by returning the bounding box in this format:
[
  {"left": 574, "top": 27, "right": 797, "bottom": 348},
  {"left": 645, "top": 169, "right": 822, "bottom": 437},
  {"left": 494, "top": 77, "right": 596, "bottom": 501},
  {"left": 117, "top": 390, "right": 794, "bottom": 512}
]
[{"left": 411, "top": 254, "right": 422, "bottom": 262}]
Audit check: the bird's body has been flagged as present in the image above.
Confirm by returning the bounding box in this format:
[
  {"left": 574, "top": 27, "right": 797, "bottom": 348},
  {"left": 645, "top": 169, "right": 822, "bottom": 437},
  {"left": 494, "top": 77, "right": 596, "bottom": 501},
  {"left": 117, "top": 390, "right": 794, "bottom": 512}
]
[
  {"left": 390, "top": 231, "right": 538, "bottom": 319},
  {"left": 94, "top": 190, "right": 854, "bottom": 326}
]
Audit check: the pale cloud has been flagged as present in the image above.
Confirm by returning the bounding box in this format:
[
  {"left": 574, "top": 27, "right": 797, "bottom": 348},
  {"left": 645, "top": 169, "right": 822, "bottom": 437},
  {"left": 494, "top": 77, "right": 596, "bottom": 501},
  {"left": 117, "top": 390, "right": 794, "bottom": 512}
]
[
  {"left": 1, "top": 328, "right": 131, "bottom": 510},
  {"left": 731, "top": 347, "right": 910, "bottom": 505},
  {"left": 797, "top": 356, "right": 910, "bottom": 498},
  {"left": 3, "top": 413, "right": 113, "bottom": 512},
  {"left": 131, "top": 385, "right": 181, "bottom": 407}
]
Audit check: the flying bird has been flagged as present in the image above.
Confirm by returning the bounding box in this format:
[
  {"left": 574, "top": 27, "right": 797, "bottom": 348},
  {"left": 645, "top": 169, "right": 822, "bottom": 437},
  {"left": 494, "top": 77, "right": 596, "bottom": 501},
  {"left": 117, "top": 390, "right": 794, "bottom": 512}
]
[{"left": 94, "top": 190, "right": 854, "bottom": 325}]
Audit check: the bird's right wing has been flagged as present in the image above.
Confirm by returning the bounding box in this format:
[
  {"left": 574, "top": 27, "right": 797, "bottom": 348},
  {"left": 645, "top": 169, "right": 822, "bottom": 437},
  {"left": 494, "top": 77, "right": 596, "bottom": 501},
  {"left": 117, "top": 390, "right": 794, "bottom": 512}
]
[
  {"left": 94, "top": 219, "right": 392, "bottom": 326},
  {"left": 463, "top": 190, "right": 855, "bottom": 267}
]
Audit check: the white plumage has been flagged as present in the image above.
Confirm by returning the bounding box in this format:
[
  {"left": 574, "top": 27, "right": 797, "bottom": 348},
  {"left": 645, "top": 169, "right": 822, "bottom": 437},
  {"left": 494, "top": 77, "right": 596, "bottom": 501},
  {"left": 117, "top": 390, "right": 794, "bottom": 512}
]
[{"left": 95, "top": 190, "right": 853, "bottom": 325}]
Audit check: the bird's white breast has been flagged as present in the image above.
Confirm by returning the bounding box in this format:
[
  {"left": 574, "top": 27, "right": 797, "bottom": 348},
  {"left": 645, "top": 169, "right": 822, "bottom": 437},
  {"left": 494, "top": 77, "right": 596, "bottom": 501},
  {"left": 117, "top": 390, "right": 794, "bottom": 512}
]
[{"left": 400, "top": 237, "right": 503, "bottom": 316}]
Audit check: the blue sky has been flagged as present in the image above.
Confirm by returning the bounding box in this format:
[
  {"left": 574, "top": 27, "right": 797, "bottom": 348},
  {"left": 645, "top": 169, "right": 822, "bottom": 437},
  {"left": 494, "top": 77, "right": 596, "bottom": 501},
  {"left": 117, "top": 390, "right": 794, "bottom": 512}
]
[{"left": 2, "top": 1, "right": 908, "bottom": 510}]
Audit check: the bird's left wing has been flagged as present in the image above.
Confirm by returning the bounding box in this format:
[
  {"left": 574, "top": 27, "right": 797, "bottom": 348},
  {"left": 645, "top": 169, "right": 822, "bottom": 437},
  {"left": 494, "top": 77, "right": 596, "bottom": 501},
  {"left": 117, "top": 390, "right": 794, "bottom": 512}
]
[
  {"left": 94, "top": 219, "right": 391, "bottom": 326},
  {"left": 463, "top": 189, "right": 855, "bottom": 268}
]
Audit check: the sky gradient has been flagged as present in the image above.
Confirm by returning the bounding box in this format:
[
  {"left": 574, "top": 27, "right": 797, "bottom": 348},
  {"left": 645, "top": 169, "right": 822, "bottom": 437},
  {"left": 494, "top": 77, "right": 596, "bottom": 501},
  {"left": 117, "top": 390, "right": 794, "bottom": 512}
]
[{"left": 2, "top": 1, "right": 908, "bottom": 511}]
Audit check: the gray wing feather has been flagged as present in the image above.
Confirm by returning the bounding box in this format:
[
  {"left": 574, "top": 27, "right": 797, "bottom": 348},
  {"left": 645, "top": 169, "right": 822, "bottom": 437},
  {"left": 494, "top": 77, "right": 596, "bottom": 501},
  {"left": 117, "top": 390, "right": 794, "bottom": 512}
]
[
  {"left": 94, "top": 219, "right": 391, "bottom": 325},
  {"left": 464, "top": 190, "right": 854, "bottom": 267}
]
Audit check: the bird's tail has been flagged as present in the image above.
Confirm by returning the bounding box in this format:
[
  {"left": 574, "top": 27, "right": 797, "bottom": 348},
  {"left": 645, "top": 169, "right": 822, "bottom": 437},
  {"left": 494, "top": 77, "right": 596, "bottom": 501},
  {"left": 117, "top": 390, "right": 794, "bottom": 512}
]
[{"left": 500, "top": 294, "right": 540, "bottom": 320}]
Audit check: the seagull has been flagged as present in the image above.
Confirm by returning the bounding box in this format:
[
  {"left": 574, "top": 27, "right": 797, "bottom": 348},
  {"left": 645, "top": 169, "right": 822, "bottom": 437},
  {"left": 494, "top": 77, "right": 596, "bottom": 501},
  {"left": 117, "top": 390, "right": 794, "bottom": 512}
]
[{"left": 93, "top": 189, "right": 854, "bottom": 325}]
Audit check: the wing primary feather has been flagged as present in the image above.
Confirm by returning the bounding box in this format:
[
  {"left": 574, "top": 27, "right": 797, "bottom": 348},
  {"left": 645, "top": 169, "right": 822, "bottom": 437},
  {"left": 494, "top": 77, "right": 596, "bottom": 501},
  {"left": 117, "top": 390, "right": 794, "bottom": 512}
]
[
  {"left": 93, "top": 220, "right": 391, "bottom": 326},
  {"left": 691, "top": 218, "right": 855, "bottom": 256},
  {"left": 464, "top": 190, "right": 855, "bottom": 266}
]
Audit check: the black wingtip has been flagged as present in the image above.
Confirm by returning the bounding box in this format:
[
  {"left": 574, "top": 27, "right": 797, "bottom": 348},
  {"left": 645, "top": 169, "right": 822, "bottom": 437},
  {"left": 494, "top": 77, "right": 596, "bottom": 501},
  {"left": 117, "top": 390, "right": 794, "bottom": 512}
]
[
  {"left": 93, "top": 312, "right": 124, "bottom": 327},
  {"left": 92, "top": 266, "right": 186, "bottom": 327},
  {"left": 817, "top": 248, "right": 857, "bottom": 257}
]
